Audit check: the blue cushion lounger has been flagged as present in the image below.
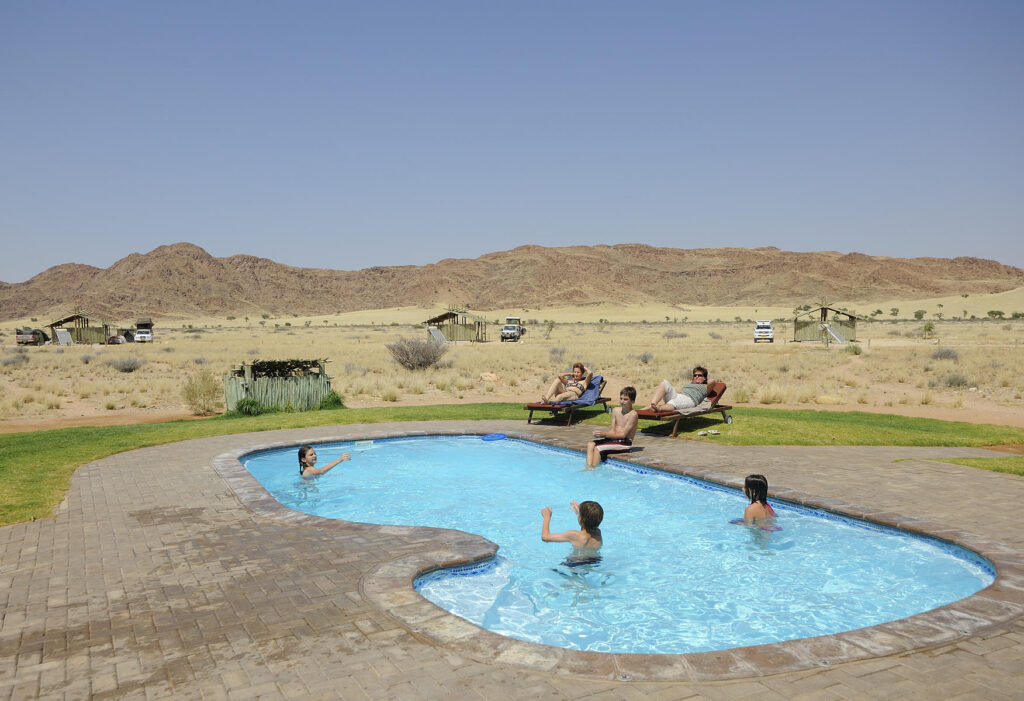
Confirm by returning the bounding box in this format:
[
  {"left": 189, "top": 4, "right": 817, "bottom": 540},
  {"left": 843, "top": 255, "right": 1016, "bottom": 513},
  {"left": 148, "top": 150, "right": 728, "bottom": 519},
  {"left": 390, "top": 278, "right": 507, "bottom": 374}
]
[{"left": 524, "top": 375, "right": 610, "bottom": 425}]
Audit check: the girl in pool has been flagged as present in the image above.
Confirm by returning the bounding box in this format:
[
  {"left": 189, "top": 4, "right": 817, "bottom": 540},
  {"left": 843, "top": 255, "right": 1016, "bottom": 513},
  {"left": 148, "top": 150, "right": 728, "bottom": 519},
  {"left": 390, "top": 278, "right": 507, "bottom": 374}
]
[
  {"left": 541, "top": 500, "right": 603, "bottom": 557},
  {"left": 742, "top": 474, "right": 776, "bottom": 524},
  {"left": 298, "top": 445, "right": 351, "bottom": 478}
]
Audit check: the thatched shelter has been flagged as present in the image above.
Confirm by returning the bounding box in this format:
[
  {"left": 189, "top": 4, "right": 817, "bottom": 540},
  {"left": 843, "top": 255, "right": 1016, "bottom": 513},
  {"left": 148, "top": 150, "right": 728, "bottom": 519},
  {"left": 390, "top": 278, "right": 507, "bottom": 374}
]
[
  {"left": 47, "top": 309, "right": 116, "bottom": 345},
  {"left": 793, "top": 306, "right": 859, "bottom": 344},
  {"left": 423, "top": 306, "right": 489, "bottom": 342}
]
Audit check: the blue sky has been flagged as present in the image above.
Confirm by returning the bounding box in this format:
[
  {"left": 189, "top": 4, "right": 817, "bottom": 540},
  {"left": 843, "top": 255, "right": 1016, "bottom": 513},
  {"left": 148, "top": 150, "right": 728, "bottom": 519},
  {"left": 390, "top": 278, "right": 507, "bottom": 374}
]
[{"left": 2, "top": 1, "right": 1022, "bottom": 283}]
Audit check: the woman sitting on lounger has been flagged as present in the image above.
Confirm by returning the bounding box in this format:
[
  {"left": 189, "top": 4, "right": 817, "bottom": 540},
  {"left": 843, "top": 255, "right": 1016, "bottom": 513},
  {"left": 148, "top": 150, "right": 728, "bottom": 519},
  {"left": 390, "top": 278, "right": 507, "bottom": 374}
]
[
  {"left": 649, "top": 366, "right": 708, "bottom": 410},
  {"left": 541, "top": 362, "right": 593, "bottom": 404}
]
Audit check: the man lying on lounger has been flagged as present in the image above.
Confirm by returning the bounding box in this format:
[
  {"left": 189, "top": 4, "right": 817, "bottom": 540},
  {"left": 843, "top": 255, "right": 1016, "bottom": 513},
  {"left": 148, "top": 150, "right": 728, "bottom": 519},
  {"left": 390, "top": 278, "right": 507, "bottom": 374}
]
[
  {"left": 585, "top": 387, "right": 638, "bottom": 468},
  {"left": 648, "top": 366, "right": 708, "bottom": 411}
]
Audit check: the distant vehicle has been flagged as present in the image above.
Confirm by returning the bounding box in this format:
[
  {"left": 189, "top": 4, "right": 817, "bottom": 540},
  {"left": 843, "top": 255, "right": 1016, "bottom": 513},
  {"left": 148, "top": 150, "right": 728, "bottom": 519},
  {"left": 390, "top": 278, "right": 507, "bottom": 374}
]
[
  {"left": 135, "top": 329, "right": 154, "bottom": 343},
  {"left": 753, "top": 320, "right": 774, "bottom": 343},
  {"left": 501, "top": 317, "right": 525, "bottom": 342},
  {"left": 15, "top": 328, "right": 48, "bottom": 346}
]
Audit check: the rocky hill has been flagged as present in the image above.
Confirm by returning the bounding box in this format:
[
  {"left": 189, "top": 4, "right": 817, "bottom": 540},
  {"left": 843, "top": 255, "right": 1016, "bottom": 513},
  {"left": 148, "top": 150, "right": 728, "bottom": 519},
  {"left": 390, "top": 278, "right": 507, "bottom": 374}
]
[{"left": 1, "top": 242, "right": 1022, "bottom": 320}]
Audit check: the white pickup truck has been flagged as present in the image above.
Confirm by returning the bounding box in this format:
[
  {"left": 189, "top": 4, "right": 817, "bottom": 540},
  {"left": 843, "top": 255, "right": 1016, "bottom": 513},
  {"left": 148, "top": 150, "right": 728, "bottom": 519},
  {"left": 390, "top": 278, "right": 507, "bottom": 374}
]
[{"left": 753, "top": 320, "right": 774, "bottom": 343}]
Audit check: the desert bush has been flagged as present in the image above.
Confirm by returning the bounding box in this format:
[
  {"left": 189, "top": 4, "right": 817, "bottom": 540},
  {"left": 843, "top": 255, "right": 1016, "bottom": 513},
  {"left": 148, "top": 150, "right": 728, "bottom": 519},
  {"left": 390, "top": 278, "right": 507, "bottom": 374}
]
[
  {"left": 637, "top": 352, "right": 654, "bottom": 365},
  {"left": 162, "top": 346, "right": 175, "bottom": 353},
  {"left": 182, "top": 368, "right": 221, "bottom": 415},
  {"left": 80, "top": 354, "right": 93, "bottom": 365},
  {"left": 845, "top": 344, "right": 862, "bottom": 355},
  {"left": 193, "top": 357, "right": 207, "bottom": 364},
  {"left": 1, "top": 353, "right": 29, "bottom": 367},
  {"left": 931, "top": 347, "right": 959, "bottom": 361},
  {"left": 107, "top": 357, "right": 146, "bottom": 373},
  {"left": 318, "top": 391, "right": 345, "bottom": 410},
  {"left": 386, "top": 337, "right": 449, "bottom": 370},
  {"left": 247, "top": 348, "right": 259, "bottom": 355},
  {"left": 708, "top": 331, "right": 723, "bottom": 340},
  {"left": 758, "top": 384, "right": 786, "bottom": 404},
  {"left": 731, "top": 386, "right": 751, "bottom": 403},
  {"left": 945, "top": 373, "right": 969, "bottom": 389},
  {"left": 233, "top": 398, "right": 272, "bottom": 416},
  {"left": 549, "top": 347, "right": 566, "bottom": 364},
  {"left": 663, "top": 330, "right": 688, "bottom": 339}
]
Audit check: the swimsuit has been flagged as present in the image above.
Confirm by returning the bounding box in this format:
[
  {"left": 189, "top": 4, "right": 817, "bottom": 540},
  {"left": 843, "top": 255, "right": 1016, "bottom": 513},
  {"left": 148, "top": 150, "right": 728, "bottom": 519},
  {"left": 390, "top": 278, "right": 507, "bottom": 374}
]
[{"left": 593, "top": 437, "right": 632, "bottom": 460}]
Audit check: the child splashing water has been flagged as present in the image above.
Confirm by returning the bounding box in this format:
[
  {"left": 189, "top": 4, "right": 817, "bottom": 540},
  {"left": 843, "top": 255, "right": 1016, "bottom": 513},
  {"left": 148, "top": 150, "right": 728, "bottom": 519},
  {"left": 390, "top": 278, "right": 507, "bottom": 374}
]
[{"left": 541, "top": 500, "right": 603, "bottom": 566}]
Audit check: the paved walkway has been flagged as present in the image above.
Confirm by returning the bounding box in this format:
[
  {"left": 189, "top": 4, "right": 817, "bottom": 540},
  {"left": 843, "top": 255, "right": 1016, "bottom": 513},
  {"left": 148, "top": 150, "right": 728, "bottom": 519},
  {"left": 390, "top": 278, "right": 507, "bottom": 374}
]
[{"left": 1, "top": 421, "right": 1022, "bottom": 700}]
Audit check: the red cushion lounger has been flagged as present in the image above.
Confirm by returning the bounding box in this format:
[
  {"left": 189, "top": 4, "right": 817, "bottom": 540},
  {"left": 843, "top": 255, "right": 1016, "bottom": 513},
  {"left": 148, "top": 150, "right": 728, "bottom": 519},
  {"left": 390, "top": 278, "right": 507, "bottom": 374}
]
[{"left": 635, "top": 380, "right": 733, "bottom": 437}]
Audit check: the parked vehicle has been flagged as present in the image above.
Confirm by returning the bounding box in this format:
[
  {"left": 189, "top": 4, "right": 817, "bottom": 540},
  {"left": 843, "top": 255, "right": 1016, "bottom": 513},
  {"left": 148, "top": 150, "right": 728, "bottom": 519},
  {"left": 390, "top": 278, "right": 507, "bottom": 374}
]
[
  {"left": 753, "top": 320, "right": 774, "bottom": 343},
  {"left": 134, "top": 329, "right": 154, "bottom": 343},
  {"left": 500, "top": 316, "right": 526, "bottom": 342},
  {"left": 15, "top": 328, "right": 48, "bottom": 346}
]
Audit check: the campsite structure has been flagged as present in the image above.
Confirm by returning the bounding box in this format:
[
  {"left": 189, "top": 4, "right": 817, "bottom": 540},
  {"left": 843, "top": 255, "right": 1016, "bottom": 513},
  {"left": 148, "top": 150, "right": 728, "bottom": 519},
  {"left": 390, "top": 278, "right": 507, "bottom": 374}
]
[
  {"left": 793, "top": 306, "right": 859, "bottom": 344},
  {"left": 423, "top": 305, "right": 489, "bottom": 342},
  {"left": 47, "top": 309, "right": 117, "bottom": 345}
]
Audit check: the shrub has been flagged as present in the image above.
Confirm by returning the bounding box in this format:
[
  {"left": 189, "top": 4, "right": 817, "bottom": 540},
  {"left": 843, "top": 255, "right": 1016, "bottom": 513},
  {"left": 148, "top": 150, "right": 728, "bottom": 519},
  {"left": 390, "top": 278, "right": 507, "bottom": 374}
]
[
  {"left": 549, "top": 347, "right": 566, "bottom": 364},
  {"left": 637, "top": 352, "right": 654, "bottom": 365},
  {"left": 233, "top": 398, "right": 272, "bottom": 416},
  {"left": 386, "top": 337, "right": 449, "bottom": 370},
  {"left": 845, "top": 344, "right": 862, "bottom": 355},
  {"left": 1, "top": 353, "right": 29, "bottom": 367},
  {"left": 193, "top": 357, "right": 207, "bottom": 364},
  {"left": 758, "top": 384, "right": 786, "bottom": 404},
  {"left": 708, "top": 331, "right": 723, "bottom": 340},
  {"left": 945, "top": 373, "right": 969, "bottom": 389},
  {"left": 318, "top": 391, "right": 345, "bottom": 410},
  {"left": 80, "top": 354, "right": 93, "bottom": 364},
  {"left": 106, "top": 357, "right": 146, "bottom": 373},
  {"left": 663, "top": 330, "right": 688, "bottom": 339},
  {"left": 182, "top": 368, "right": 221, "bottom": 415},
  {"left": 931, "top": 348, "right": 959, "bottom": 361}
]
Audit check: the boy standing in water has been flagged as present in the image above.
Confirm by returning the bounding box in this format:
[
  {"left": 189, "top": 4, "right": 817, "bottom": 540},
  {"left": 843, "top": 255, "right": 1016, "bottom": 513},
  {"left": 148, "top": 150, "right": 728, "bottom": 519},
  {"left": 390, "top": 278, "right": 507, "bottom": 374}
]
[
  {"left": 541, "top": 500, "right": 603, "bottom": 550},
  {"left": 585, "top": 386, "right": 638, "bottom": 467}
]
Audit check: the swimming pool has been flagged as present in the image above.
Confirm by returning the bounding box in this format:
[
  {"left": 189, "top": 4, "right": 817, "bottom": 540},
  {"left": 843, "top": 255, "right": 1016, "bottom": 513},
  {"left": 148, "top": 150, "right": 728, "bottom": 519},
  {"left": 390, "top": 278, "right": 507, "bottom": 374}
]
[{"left": 242, "top": 435, "right": 994, "bottom": 654}]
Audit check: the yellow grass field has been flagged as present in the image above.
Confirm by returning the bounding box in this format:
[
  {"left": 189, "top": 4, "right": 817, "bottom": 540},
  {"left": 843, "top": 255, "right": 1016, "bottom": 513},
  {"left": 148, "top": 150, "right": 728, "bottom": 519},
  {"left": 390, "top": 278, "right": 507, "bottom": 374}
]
[{"left": 2, "top": 289, "right": 1023, "bottom": 431}]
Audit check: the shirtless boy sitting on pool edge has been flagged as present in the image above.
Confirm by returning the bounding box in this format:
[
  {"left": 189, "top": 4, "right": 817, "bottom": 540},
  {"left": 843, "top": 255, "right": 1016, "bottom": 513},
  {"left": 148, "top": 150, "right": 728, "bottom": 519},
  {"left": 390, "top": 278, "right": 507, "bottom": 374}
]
[{"left": 585, "top": 386, "right": 639, "bottom": 468}]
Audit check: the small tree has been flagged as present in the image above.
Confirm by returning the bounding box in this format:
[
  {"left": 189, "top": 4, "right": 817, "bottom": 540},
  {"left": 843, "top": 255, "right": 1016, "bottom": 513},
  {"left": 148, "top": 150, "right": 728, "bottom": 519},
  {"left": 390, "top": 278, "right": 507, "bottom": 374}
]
[
  {"left": 543, "top": 320, "right": 555, "bottom": 339},
  {"left": 182, "top": 368, "right": 222, "bottom": 415},
  {"left": 890, "top": 307, "right": 899, "bottom": 317},
  {"left": 386, "top": 337, "right": 449, "bottom": 370},
  {"left": 914, "top": 310, "right": 926, "bottom": 320},
  {"left": 987, "top": 310, "right": 1005, "bottom": 319}
]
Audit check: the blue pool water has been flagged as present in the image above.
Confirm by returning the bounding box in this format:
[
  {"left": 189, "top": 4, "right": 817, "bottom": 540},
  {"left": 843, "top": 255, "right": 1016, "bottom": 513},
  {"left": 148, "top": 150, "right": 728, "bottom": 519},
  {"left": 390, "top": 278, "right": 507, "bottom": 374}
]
[{"left": 242, "top": 436, "right": 994, "bottom": 654}]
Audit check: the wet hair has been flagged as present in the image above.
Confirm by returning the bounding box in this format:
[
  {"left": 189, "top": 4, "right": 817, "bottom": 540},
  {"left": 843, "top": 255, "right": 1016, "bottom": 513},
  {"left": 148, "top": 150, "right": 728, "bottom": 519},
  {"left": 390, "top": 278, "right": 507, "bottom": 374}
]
[
  {"left": 744, "top": 474, "right": 769, "bottom": 506},
  {"left": 298, "top": 445, "right": 314, "bottom": 474},
  {"left": 620, "top": 386, "right": 637, "bottom": 401},
  {"left": 578, "top": 501, "right": 604, "bottom": 534},
  {"left": 572, "top": 362, "right": 586, "bottom": 374},
  {"left": 692, "top": 366, "right": 708, "bottom": 379}
]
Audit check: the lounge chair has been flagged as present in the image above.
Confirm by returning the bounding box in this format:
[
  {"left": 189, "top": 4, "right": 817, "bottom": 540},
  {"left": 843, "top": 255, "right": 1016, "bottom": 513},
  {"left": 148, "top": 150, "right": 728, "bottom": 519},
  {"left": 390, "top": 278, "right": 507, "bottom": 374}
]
[
  {"left": 635, "top": 380, "right": 733, "bottom": 437},
  {"left": 524, "top": 375, "right": 610, "bottom": 425}
]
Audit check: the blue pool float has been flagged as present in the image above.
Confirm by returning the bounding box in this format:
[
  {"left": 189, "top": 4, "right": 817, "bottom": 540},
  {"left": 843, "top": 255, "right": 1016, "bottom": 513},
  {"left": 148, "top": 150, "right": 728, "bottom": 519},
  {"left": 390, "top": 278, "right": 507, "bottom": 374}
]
[{"left": 481, "top": 433, "right": 507, "bottom": 441}]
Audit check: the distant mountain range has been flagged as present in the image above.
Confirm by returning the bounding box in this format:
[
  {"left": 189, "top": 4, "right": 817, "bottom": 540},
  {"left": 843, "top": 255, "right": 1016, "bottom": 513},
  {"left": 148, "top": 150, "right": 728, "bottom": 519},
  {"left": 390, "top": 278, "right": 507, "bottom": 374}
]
[{"left": 1, "top": 242, "right": 1022, "bottom": 321}]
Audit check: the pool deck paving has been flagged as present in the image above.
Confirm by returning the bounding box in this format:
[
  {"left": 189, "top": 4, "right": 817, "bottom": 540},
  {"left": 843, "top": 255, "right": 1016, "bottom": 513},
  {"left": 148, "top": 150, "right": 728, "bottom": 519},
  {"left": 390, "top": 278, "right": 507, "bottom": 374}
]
[{"left": 1, "top": 419, "right": 1023, "bottom": 700}]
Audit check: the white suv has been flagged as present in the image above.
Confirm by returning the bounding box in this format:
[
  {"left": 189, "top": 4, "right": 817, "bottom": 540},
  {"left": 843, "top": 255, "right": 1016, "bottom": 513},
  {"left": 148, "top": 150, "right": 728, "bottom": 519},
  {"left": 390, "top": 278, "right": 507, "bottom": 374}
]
[
  {"left": 135, "top": 329, "right": 153, "bottom": 343},
  {"left": 753, "top": 320, "right": 774, "bottom": 343}
]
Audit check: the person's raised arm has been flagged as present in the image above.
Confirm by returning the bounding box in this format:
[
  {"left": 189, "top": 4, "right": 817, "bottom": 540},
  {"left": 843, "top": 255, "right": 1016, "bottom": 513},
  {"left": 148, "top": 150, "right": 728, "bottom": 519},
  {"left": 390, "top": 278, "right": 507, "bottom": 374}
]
[
  {"left": 541, "top": 506, "right": 573, "bottom": 542},
  {"left": 306, "top": 453, "right": 351, "bottom": 476}
]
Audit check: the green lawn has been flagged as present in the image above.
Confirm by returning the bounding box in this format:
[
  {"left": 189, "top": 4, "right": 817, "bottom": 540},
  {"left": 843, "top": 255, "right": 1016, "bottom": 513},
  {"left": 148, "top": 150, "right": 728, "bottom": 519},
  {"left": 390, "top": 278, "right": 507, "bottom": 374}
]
[{"left": 2, "top": 404, "right": 1021, "bottom": 526}]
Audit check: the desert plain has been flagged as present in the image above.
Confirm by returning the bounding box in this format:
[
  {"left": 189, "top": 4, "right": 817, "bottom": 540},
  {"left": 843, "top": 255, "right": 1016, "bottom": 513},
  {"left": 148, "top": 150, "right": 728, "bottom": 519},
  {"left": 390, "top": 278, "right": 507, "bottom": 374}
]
[{"left": 2, "top": 287, "right": 1022, "bottom": 434}]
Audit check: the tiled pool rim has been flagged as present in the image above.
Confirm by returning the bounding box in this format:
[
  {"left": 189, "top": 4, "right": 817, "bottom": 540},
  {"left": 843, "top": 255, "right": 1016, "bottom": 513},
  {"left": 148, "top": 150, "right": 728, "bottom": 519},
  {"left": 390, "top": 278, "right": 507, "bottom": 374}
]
[{"left": 212, "top": 429, "right": 1024, "bottom": 682}]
